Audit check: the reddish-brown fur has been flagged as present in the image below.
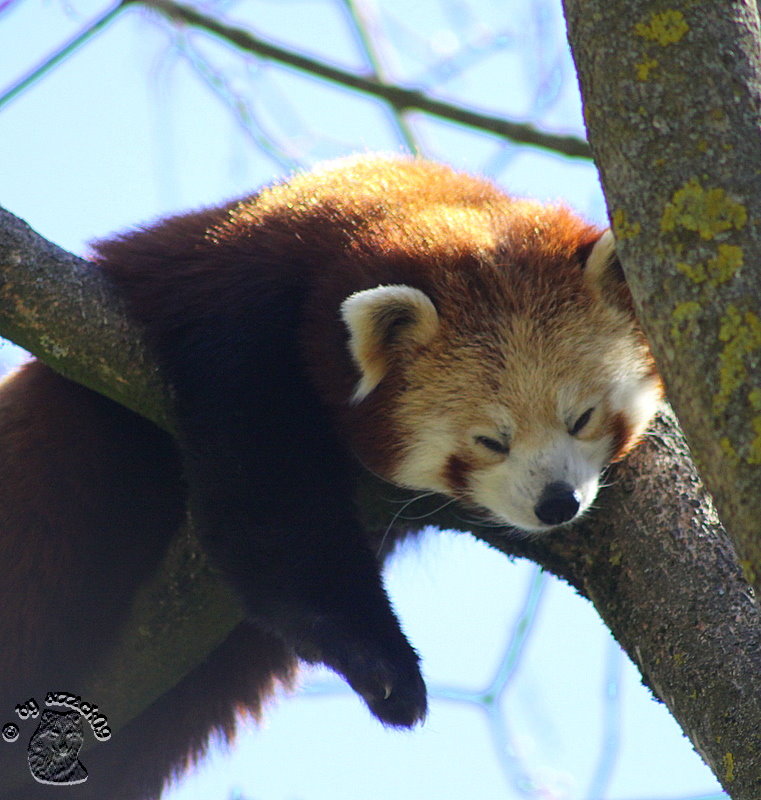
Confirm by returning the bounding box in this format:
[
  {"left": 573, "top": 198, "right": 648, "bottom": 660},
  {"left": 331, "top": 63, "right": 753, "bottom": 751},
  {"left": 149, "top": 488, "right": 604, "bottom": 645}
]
[
  {"left": 0, "top": 364, "right": 299, "bottom": 799},
  {"left": 0, "top": 156, "right": 659, "bottom": 799}
]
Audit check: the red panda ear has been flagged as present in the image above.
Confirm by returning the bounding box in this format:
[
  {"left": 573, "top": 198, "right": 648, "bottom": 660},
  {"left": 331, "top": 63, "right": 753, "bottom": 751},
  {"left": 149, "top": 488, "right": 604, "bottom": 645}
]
[
  {"left": 582, "top": 229, "right": 634, "bottom": 314},
  {"left": 340, "top": 285, "right": 439, "bottom": 403}
]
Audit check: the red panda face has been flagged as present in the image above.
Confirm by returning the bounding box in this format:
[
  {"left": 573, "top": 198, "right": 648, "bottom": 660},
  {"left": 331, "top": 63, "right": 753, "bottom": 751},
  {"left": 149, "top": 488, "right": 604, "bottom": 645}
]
[{"left": 341, "top": 230, "right": 662, "bottom": 533}]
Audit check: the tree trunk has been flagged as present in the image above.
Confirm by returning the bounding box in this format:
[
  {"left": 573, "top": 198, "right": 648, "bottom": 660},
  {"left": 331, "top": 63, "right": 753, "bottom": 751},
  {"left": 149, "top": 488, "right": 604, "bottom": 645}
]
[{"left": 563, "top": 0, "right": 761, "bottom": 599}]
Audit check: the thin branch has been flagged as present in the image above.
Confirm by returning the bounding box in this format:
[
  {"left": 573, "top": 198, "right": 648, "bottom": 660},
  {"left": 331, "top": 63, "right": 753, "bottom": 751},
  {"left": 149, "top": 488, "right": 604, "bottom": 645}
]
[
  {"left": 339, "top": 0, "right": 419, "bottom": 152},
  {"left": 0, "top": 0, "right": 590, "bottom": 159},
  {"left": 139, "top": 0, "right": 591, "bottom": 159},
  {"left": 0, "top": 1, "right": 128, "bottom": 111},
  {"left": 169, "top": 30, "right": 304, "bottom": 171}
]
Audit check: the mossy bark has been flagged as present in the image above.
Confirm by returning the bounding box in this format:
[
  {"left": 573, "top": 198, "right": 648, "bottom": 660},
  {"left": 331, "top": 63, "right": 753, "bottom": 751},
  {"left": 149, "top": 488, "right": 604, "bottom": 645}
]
[
  {"left": 563, "top": 0, "right": 761, "bottom": 598},
  {"left": 0, "top": 207, "right": 172, "bottom": 431}
]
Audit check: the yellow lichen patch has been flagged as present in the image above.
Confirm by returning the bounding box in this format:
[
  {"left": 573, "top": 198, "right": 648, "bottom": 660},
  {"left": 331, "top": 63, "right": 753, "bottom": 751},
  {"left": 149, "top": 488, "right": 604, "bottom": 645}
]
[
  {"left": 608, "top": 541, "right": 623, "bottom": 566},
  {"left": 723, "top": 751, "right": 735, "bottom": 782},
  {"left": 675, "top": 244, "right": 743, "bottom": 287},
  {"left": 746, "top": 390, "right": 761, "bottom": 464},
  {"left": 670, "top": 300, "right": 701, "bottom": 343},
  {"left": 675, "top": 260, "right": 707, "bottom": 284},
  {"left": 707, "top": 244, "right": 743, "bottom": 285},
  {"left": 635, "top": 10, "right": 689, "bottom": 45},
  {"left": 748, "top": 388, "right": 761, "bottom": 410},
  {"left": 740, "top": 559, "right": 758, "bottom": 587},
  {"left": 661, "top": 179, "right": 747, "bottom": 240},
  {"left": 714, "top": 305, "right": 761, "bottom": 415},
  {"left": 38, "top": 336, "right": 70, "bottom": 359},
  {"left": 611, "top": 208, "right": 641, "bottom": 240},
  {"left": 635, "top": 58, "right": 659, "bottom": 80}
]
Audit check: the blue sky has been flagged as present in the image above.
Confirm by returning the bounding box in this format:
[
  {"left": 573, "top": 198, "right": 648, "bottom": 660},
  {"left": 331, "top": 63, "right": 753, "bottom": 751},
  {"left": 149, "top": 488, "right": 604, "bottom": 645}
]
[{"left": 0, "top": 2, "right": 728, "bottom": 799}]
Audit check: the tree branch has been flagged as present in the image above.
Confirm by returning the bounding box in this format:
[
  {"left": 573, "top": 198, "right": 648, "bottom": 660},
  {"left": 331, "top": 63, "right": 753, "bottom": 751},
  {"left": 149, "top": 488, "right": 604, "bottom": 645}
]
[
  {"left": 0, "top": 2, "right": 127, "bottom": 112},
  {"left": 137, "top": 0, "right": 591, "bottom": 159},
  {"left": 0, "top": 0, "right": 590, "bottom": 160},
  {"left": 0, "top": 207, "right": 171, "bottom": 431},
  {"left": 1, "top": 207, "right": 758, "bottom": 796},
  {"left": 359, "top": 405, "right": 761, "bottom": 797}
]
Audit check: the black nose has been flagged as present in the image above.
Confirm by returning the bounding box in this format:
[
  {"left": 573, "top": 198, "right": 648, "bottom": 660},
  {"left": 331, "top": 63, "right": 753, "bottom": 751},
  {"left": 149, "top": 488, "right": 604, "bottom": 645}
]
[{"left": 534, "top": 481, "right": 581, "bottom": 526}]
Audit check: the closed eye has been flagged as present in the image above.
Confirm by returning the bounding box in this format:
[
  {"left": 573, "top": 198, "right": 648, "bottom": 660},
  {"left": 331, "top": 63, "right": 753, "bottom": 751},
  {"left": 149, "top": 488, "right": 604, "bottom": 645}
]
[
  {"left": 474, "top": 435, "right": 509, "bottom": 455},
  {"left": 570, "top": 407, "right": 595, "bottom": 436}
]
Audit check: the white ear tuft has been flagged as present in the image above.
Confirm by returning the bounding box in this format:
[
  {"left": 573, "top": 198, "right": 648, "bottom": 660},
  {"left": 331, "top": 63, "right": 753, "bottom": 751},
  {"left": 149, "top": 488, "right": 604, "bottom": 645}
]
[
  {"left": 340, "top": 285, "right": 438, "bottom": 403},
  {"left": 583, "top": 229, "right": 632, "bottom": 312},
  {"left": 584, "top": 229, "right": 616, "bottom": 282}
]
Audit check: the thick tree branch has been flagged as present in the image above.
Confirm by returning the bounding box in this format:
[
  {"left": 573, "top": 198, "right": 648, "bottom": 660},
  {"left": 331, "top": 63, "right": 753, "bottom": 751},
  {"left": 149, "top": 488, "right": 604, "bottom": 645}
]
[
  {"left": 0, "top": 208, "right": 241, "bottom": 743},
  {"left": 563, "top": 0, "right": 761, "bottom": 597},
  {"left": 0, "top": 207, "right": 171, "bottom": 431},
  {"left": 361, "top": 404, "right": 761, "bottom": 796},
  {"left": 1, "top": 208, "right": 758, "bottom": 796}
]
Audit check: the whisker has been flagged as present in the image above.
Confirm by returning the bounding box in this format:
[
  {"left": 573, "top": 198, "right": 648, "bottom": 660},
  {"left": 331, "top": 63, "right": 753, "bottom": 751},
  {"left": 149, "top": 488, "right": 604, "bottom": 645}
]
[
  {"left": 353, "top": 454, "right": 405, "bottom": 490},
  {"left": 375, "top": 493, "right": 457, "bottom": 556},
  {"left": 398, "top": 495, "right": 457, "bottom": 522},
  {"left": 381, "top": 494, "right": 436, "bottom": 505},
  {"left": 598, "top": 464, "right": 623, "bottom": 490}
]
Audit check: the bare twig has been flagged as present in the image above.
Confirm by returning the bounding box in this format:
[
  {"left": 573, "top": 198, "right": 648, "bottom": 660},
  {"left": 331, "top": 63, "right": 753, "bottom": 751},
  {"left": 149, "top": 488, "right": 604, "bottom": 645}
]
[
  {"left": 140, "top": 0, "right": 591, "bottom": 159},
  {"left": 0, "top": 1, "right": 128, "bottom": 111},
  {"left": 0, "top": 0, "right": 590, "bottom": 160},
  {"left": 339, "top": 0, "right": 419, "bottom": 152}
]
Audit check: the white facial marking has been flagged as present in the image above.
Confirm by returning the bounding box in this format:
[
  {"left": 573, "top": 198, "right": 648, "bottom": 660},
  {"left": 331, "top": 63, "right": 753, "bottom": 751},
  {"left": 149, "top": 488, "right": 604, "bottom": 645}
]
[
  {"left": 392, "top": 418, "right": 458, "bottom": 495},
  {"left": 469, "top": 433, "right": 609, "bottom": 531},
  {"left": 390, "top": 370, "right": 660, "bottom": 534}
]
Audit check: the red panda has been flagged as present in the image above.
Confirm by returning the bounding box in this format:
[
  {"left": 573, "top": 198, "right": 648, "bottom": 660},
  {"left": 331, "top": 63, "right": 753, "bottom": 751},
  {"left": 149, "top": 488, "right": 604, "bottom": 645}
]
[{"left": 0, "top": 155, "right": 661, "bottom": 799}]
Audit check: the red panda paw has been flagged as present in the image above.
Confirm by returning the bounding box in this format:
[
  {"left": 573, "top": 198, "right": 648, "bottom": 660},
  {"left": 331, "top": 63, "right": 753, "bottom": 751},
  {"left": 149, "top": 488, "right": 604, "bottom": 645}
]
[
  {"left": 294, "top": 616, "right": 428, "bottom": 728},
  {"left": 342, "top": 646, "right": 428, "bottom": 728}
]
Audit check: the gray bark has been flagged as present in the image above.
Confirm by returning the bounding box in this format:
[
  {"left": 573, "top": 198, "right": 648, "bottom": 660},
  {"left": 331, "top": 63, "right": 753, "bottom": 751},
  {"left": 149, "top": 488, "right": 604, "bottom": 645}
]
[{"left": 563, "top": 0, "right": 761, "bottom": 600}]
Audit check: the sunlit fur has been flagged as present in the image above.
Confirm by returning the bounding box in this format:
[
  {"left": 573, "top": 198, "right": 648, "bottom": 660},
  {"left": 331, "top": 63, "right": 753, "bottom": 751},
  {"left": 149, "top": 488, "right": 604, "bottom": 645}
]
[{"left": 337, "top": 174, "right": 662, "bottom": 532}]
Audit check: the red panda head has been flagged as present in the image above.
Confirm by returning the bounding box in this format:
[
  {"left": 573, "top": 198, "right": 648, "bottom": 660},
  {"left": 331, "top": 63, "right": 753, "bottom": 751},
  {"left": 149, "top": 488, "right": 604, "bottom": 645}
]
[{"left": 340, "top": 224, "right": 662, "bottom": 533}]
